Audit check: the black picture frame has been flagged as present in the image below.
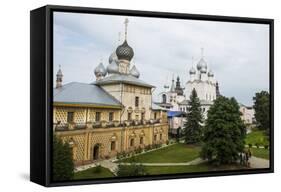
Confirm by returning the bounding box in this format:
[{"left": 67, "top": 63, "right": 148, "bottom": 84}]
[{"left": 30, "top": 5, "right": 274, "bottom": 187}]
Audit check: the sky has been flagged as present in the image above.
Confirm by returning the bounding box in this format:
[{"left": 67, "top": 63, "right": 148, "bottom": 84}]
[{"left": 53, "top": 12, "right": 270, "bottom": 106}]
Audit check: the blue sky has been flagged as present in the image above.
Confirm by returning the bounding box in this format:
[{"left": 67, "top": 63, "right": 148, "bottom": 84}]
[{"left": 53, "top": 12, "right": 270, "bottom": 106}]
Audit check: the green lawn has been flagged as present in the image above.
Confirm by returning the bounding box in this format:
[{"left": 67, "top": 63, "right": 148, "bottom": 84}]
[
  {"left": 73, "top": 166, "right": 114, "bottom": 180},
  {"left": 250, "top": 148, "right": 270, "bottom": 160},
  {"left": 144, "top": 164, "right": 209, "bottom": 175},
  {"left": 245, "top": 130, "right": 269, "bottom": 146},
  {"left": 119, "top": 144, "right": 201, "bottom": 163}
]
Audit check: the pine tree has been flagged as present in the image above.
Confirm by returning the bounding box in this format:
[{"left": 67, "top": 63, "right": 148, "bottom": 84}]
[
  {"left": 201, "top": 96, "right": 246, "bottom": 165},
  {"left": 53, "top": 135, "right": 74, "bottom": 181},
  {"left": 253, "top": 91, "right": 270, "bottom": 135},
  {"left": 183, "top": 88, "right": 203, "bottom": 144}
]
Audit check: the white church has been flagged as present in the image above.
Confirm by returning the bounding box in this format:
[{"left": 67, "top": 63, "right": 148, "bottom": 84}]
[{"left": 157, "top": 49, "right": 220, "bottom": 119}]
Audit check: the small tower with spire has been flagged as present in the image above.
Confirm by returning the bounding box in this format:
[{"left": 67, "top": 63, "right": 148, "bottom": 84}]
[
  {"left": 56, "top": 65, "right": 63, "bottom": 88},
  {"left": 170, "top": 75, "right": 175, "bottom": 92},
  {"left": 175, "top": 76, "right": 184, "bottom": 95}
]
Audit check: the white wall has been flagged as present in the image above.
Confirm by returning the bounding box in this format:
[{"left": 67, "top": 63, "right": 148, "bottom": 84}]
[{"left": 0, "top": 0, "right": 279, "bottom": 191}]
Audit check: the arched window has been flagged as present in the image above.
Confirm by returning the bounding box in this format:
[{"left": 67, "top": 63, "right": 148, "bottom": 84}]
[
  {"left": 162, "top": 94, "right": 167, "bottom": 103},
  {"left": 140, "top": 137, "right": 144, "bottom": 145},
  {"left": 111, "top": 141, "right": 116, "bottom": 151},
  {"left": 130, "top": 138, "right": 134, "bottom": 147}
]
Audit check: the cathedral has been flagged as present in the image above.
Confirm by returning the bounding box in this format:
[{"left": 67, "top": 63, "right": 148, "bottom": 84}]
[
  {"left": 53, "top": 19, "right": 168, "bottom": 165},
  {"left": 158, "top": 50, "right": 220, "bottom": 119}
]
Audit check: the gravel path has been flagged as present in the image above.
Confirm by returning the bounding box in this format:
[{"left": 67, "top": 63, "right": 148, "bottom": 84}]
[
  {"left": 249, "top": 156, "right": 270, "bottom": 168},
  {"left": 118, "top": 158, "right": 205, "bottom": 166}
]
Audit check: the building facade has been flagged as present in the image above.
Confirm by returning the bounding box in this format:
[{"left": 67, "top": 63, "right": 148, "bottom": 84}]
[
  {"left": 157, "top": 76, "right": 185, "bottom": 111},
  {"left": 53, "top": 19, "right": 168, "bottom": 165},
  {"left": 239, "top": 104, "right": 255, "bottom": 125}
]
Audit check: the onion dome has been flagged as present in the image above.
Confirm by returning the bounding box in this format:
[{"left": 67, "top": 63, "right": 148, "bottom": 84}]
[
  {"left": 197, "top": 58, "right": 207, "bottom": 71},
  {"left": 107, "top": 60, "right": 119, "bottom": 74},
  {"left": 189, "top": 66, "right": 196, "bottom": 75},
  {"left": 129, "top": 65, "right": 140, "bottom": 78},
  {"left": 94, "top": 62, "right": 107, "bottom": 77},
  {"left": 208, "top": 70, "right": 214, "bottom": 77},
  {"left": 109, "top": 51, "right": 118, "bottom": 64},
  {"left": 200, "top": 65, "right": 207, "bottom": 73},
  {"left": 116, "top": 40, "right": 134, "bottom": 61}
]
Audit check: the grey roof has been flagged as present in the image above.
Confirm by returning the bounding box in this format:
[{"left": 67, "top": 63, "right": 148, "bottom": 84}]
[
  {"left": 239, "top": 103, "right": 253, "bottom": 109},
  {"left": 179, "top": 99, "right": 213, "bottom": 106},
  {"left": 179, "top": 100, "right": 189, "bottom": 105},
  {"left": 155, "top": 102, "right": 173, "bottom": 108},
  {"left": 54, "top": 82, "right": 122, "bottom": 107},
  {"left": 200, "top": 100, "right": 213, "bottom": 105},
  {"left": 93, "top": 73, "right": 154, "bottom": 88},
  {"left": 151, "top": 103, "right": 168, "bottom": 111},
  {"left": 129, "top": 65, "right": 140, "bottom": 78}
]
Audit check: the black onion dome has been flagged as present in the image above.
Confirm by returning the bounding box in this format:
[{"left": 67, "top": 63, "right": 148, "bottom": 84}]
[{"left": 116, "top": 40, "right": 134, "bottom": 61}]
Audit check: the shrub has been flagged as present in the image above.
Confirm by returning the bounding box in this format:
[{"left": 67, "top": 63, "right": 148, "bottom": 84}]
[
  {"left": 152, "top": 143, "right": 158, "bottom": 149},
  {"left": 117, "top": 158, "right": 146, "bottom": 177},
  {"left": 93, "top": 165, "right": 102, "bottom": 173},
  {"left": 248, "top": 143, "right": 252, "bottom": 148},
  {"left": 264, "top": 145, "right": 269, "bottom": 149},
  {"left": 166, "top": 140, "right": 170, "bottom": 145},
  {"left": 121, "top": 151, "right": 126, "bottom": 158},
  {"left": 105, "top": 155, "right": 110, "bottom": 160},
  {"left": 145, "top": 144, "right": 152, "bottom": 151},
  {"left": 255, "top": 143, "right": 260, "bottom": 148},
  {"left": 135, "top": 147, "right": 142, "bottom": 154},
  {"left": 116, "top": 152, "right": 121, "bottom": 159}
]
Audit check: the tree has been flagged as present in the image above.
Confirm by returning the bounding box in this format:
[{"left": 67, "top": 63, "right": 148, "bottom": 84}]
[
  {"left": 253, "top": 91, "right": 270, "bottom": 135},
  {"left": 183, "top": 88, "right": 203, "bottom": 144},
  {"left": 53, "top": 135, "right": 74, "bottom": 181},
  {"left": 117, "top": 157, "right": 146, "bottom": 177},
  {"left": 201, "top": 96, "right": 246, "bottom": 165}
]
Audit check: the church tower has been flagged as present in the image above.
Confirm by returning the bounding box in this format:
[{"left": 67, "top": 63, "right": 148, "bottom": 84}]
[
  {"left": 185, "top": 48, "right": 217, "bottom": 102},
  {"left": 184, "top": 49, "right": 218, "bottom": 118},
  {"left": 56, "top": 65, "right": 63, "bottom": 88},
  {"left": 94, "top": 18, "right": 154, "bottom": 122}
]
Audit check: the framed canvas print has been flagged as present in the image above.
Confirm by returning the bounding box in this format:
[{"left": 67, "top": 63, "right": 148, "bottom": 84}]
[{"left": 30, "top": 5, "right": 274, "bottom": 187}]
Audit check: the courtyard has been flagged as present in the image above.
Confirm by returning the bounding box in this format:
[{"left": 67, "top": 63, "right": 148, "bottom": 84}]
[{"left": 73, "top": 139, "right": 270, "bottom": 180}]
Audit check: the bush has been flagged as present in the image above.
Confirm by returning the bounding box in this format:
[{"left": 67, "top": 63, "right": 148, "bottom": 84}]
[
  {"left": 152, "top": 143, "right": 158, "bottom": 149},
  {"left": 264, "top": 145, "right": 269, "bottom": 149},
  {"left": 116, "top": 152, "right": 121, "bottom": 159},
  {"left": 145, "top": 144, "right": 152, "bottom": 151},
  {"left": 93, "top": 165, "right": 102, "bottom": 173},
  {"left": 135, "top": 147, "right": 143, "bottom": 154},
  {"left": 248, "top": 143, "right": 252, "bottom": 148},
  {"left": 255, "top": 143, "right": 260, "bottom": 148},
  {"left": 117, "top": 159, "right": 146, "bottom": 177},
  {"left": 166, "top": 140, "right": 170, "bottom": 145},
  {"left": 121, "top": 151, "right": 126, "bottom": 158}
]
